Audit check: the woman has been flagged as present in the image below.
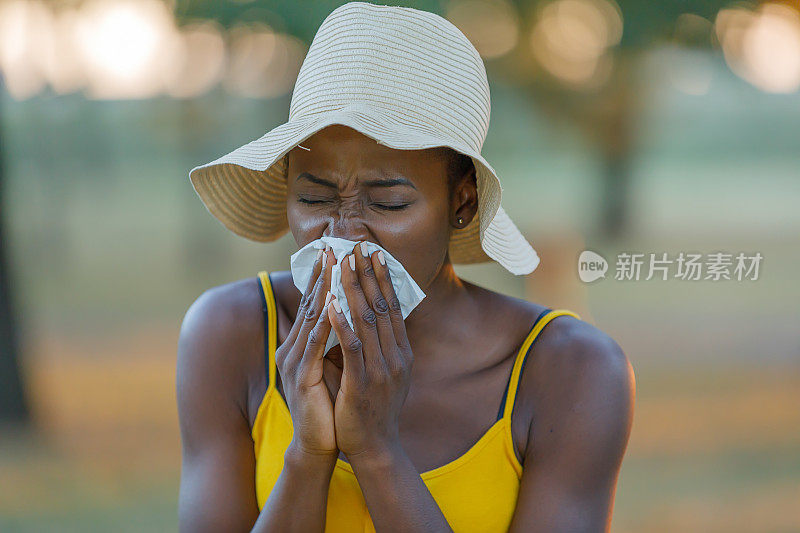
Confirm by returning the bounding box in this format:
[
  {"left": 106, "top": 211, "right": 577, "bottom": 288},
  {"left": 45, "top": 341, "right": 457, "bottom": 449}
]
[{"left": 177, "top": 3, "right": 634, "bottom": 532}]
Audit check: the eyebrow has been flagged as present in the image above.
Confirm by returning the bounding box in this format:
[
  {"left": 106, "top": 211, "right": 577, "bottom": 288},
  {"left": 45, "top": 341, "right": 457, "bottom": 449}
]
[{"left": 296, "top": 172, "right": 417, "bottom": 190}]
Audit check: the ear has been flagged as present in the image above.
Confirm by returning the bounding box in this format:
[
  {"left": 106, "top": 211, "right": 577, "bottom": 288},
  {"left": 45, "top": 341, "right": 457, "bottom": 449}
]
[{"left": 450, "top": 164, "right": 478, "bottom": 229}]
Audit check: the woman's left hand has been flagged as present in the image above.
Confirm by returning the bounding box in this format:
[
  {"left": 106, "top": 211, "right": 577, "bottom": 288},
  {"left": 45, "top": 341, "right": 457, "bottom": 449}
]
[{"left": 326, "top": 241, "right": 414, "bottom": 460}]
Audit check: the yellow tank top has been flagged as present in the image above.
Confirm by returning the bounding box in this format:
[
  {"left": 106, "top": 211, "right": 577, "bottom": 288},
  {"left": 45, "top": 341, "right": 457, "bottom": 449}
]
[{"left": 252, "top": 271, "right": 581, "bottom": 532}]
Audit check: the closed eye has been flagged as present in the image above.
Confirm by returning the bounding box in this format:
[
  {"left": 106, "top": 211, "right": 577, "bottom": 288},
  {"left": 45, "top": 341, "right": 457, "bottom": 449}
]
[
  {"left": 297, "top": 197, "right": 331, "bottom": 205},
  {"left": 372, "top": 203, "right": 410, "bottom": 211},
  {"left": 297, "top": 196, "right": 410, "bottom": 210}
]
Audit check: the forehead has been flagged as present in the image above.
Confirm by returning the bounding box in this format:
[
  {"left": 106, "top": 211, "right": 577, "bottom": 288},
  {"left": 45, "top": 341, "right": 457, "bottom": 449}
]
[{"left": 287, "top": 125, "right": 448, "bottom": 179}]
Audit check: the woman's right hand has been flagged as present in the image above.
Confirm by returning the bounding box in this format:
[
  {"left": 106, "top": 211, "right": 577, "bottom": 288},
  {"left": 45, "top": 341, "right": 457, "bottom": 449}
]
[{"left": 275, "top": 246, "right": 338, "bottom": 458}]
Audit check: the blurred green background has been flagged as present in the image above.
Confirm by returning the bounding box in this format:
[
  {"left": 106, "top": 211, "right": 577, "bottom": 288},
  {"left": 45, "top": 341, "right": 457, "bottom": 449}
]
[{"left": 0, "top": 0, "right": 798, "bottom": 531}]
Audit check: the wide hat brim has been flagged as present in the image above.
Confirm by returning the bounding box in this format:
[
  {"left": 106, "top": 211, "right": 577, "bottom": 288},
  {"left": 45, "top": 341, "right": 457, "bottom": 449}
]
[{"left": 189, "top": 103, "right": 540, "bottom": 275}]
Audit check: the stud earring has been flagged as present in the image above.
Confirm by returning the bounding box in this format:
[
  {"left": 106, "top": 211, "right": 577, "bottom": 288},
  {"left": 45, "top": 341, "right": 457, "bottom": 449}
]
[{"left": 457, "top": 216, "right": 464, "bottom": 225}]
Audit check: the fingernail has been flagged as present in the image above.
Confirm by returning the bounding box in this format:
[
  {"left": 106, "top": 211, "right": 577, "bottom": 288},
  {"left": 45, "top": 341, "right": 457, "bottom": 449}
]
[
  {"left": 331, "top": 298, "right": 342, "bottom": 313},
  {"left": 325, "top": 291, "right": 332, "bottom": 305},
  {"left": 377, "top": 250, "right": 386, "bottom": 266},
  {"left": 348, "top": 254, "right": 356, "bottom": 270},
  {"left": 360, "top": 241, "right": 368, "bottom": 257}
]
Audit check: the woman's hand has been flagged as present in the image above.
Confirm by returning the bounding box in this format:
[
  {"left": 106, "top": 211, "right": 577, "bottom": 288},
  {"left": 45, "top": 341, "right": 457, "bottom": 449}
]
[
  {"left": 275, "top": 246, "right": 339, "bottom": 458},
  {"left": 327, "top": 242, "right": 414, "bottom": 460}
]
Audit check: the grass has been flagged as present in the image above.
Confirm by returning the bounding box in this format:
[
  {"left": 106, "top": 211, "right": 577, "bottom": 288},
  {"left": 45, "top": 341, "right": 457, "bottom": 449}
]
[{"left": 1, "top": 325, "right": 798, "bottom": 532}]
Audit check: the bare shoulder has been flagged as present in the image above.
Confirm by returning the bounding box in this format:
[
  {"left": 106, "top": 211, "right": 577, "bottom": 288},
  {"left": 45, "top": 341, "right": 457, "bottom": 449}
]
[
  {"left": 177, "top": 276, "right": 265, "bottom": 419},
  {"left": 176, "top": 277, "right": 266, "bottom": 531},
  {"left": 527, "top": 316, "right": 635, "bottom": 406},
  {"left": 521, "top": 314, "right": 636, "bottom": 463}
]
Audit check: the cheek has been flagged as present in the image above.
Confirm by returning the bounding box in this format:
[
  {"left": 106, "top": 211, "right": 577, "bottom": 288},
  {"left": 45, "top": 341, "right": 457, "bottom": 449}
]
[
  {"left": 373, "top": 198, "right": 451, "bottom": 287},
  {"left": 286, "top": 202, "right": 326, "bottom": 247}
]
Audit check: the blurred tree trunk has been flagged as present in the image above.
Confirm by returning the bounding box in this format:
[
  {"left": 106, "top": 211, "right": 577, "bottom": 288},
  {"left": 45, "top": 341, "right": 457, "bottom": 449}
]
[
  {"left": 0, "top": 98, "right": 30, "bottom": 426},
  {"left": 600, "top": 146, "right": 631, "bottom": 239},
  {"left": 595, "top": 53, "right": 636, "bottom": 241},
  {"left": 538, "top": 54, "right": 638, "bottom": 241},
  {"left": 495, "top": 36, "right": 641, "bottom": 241}
]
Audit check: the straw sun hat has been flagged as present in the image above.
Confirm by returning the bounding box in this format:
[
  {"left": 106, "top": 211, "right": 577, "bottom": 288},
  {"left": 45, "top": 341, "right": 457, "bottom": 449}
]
[{"left": 189, "top": 1, "right": 540, "bottom": 275}]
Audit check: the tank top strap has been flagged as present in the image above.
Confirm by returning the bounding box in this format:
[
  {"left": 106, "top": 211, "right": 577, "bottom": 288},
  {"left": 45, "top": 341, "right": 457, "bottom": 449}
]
[
  {"left": 257, "top": 271, "right": 278, "bottom": 391},
  {"left": 497, "top": 308, "right": 582, "bottom": 421}
]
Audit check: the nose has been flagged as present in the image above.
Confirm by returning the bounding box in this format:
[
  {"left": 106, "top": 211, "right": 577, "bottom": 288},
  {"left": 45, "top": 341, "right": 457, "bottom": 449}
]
[{"left": 322, "top": 214, "right": 370, "bottom": 243}]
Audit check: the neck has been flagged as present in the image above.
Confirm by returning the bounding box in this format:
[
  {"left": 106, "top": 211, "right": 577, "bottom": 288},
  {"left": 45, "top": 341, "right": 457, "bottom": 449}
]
[{"left": 404, "top": 259, "right": 473, "bottom": 344}]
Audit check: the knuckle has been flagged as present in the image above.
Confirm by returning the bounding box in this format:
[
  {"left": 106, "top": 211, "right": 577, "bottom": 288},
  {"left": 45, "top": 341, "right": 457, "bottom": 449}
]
[
  {"left": 389, "top": 363, "right": 404, "bottom": 380},
  {"left": 359, "top": 305, "right": 377, "bottom": 325},
  {"left": 298, "top": 295, "right": 311, "bottom": 312},
  {"left": 363, "top": 263, "right": 376, "bottom": 278},
  {"left": 372, "top": 296, "right": 389, "bottom": 315},
  {"left": 296, "top": 379, "right": 313, "bottom": 395},
  {"left": 389, "top": 297, "right": 402, "bottom": 313},
  {"left": 304, "top": 305, "right": 318, "bottom": 321},
  {"left": 388, "top": 360, "right": 406, "bottom": 379},
  {"left": 345, "top": 336, "right": 363, "bottom": 353},
  {"left": 307, "top": 328, "right": 321, "bottom": 345}
]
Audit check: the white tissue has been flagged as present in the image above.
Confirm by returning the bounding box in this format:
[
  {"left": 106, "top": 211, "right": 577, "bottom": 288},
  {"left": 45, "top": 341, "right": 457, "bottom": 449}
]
[{"left": 290, "top": 236, "right": 426, "bottom": 355}]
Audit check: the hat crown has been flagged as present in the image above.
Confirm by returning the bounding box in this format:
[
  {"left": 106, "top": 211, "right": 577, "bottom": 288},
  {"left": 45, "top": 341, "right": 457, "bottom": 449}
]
[{"left": 289, "top": 2, "right": 491, "bottom": 153}]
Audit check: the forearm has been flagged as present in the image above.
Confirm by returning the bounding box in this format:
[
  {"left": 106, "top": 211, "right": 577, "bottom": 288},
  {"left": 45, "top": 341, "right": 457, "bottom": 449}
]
[
  {"left": 349, "top": 443, "right": 453, "bottom": 532},
  {"left": 251, "top": 442, "right": 336, "bottom": 532}
]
